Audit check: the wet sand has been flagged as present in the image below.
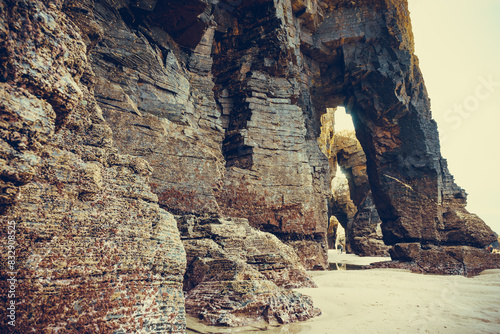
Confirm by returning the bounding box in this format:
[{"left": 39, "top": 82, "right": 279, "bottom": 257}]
[{"left": 187, "top": 251, "right": 500, "bottom": 334}]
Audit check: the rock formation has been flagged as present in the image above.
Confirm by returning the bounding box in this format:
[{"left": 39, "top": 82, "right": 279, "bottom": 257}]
[
  {"left": 178, "top": 216, "right": 319, "bottom": 326},
  {"left": 1, "top": 0, "right": 500, "bottom": 332},
  {"left": 0, "top": 1, "right": 186, "bottom": 332},
  {"left": 322, "top": 1, "right": 499, "bottom": 272},
  {"left": 330, "top": 129, "right": 390, "bottom": 256}
]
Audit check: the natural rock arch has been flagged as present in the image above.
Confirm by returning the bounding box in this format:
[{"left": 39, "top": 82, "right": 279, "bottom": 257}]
[
  {"left": 325, "top": 125, "right": 389, "bottom": 257},
  {"left": 2, "top": 0, "right": 500, "bottom": 332},
  {"left": 308, "top": 0, "right": 498, "bottom": 273}
]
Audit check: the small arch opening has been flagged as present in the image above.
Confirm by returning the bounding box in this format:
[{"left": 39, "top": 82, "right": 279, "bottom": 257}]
[{"left": 320, "top": 106, "right": 389, "bottom": 256}]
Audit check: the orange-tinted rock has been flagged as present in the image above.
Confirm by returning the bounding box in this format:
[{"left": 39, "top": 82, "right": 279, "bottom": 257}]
[
  {"left": 0, "top": 1, "right": 186, "bottom": 332},
  {"left": 178, "top": 216, "right": 319, "bottom": 326}
]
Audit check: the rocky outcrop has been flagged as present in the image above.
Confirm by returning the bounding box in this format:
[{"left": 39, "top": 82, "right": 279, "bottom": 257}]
[
  {"left": 2, "top": 0, "right": 500, "bottom": 332},
  {"left": 87, "top": 0, "right": 225, "bottom": 217},
  {"left": 371, "top": 244, "right": 500, "bottom": 276},
  {"left": 212, "top": 0, "right": 331, "bottom": 270},
  {"left": 330, "top": 129, "right": 390, "bottom": 256},
  {"left": 1, "top": 0, "right": 324, "bottom": 332},
  {"left": 299, "top": 0, "right": 497, "bottom": 271},
  {"left": 350, "top": 195, "right": 389, "bottom": 256},
  {"left": 80, "top": 0, "right": 331, "bottom": 270},
  {"left": 178, "top": 216, "right": 319, "bottom": 326},
  {"left": 0, "top": 1, "right": 185, "bottom": 332},
  {"left": 319, "top": 110, "right": 388, "bottom": 256}
]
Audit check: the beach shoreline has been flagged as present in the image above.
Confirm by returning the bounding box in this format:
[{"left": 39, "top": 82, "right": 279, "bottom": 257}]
[{"left": 187, "top": 251, "right": 500, "bottom": 334}]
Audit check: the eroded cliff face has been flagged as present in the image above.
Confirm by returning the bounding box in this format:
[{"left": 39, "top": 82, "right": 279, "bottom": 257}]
[
  {"left": 318, "top": 0, "right": 499, "bottom": 273},
  {"left": 1, "top": 0, "right": 500, "bottom": 332},
  {"left": 0, "top": 0, "right": 186, "bottom": 332}
]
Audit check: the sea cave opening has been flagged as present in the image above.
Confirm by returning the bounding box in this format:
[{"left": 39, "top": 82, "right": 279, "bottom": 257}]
[{"left": 320, "top": 106, "right": 390, "bottom": 257}]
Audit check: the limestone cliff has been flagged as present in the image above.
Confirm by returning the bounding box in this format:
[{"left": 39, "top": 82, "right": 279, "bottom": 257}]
[{"left": 1, "top": 0, "right": 500, "bottom": 333}]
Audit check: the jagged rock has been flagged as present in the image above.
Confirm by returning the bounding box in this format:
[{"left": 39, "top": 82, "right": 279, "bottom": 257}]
[
  {"left": 178, "top": 216, "right": 319, "bottom": 326},
  {"left": 322, "top": 1, "right": 496, "bottom": 250},
  {"left": 186, "top": 280, "right": 320, "bottom": 327},
  {"left": 319, "top": 119, "right": 389, "bottom": 256},
  {"left": 87, "top": 0, "right": 225, "bottom": 217},
  {"left": 0, "top": 1, "right": 186, "bottom": 332},
  {"left": 309, "top": 0, "right": 497, "bottom": 271},
  {"left": 370, "top": 243, "right": 500, "bottom": 276},
  {"left": 212, "top": 1, "right": 331, "bottom": 270},
  {"left": 328, "top": 130, "right": 390, "bottom": 256},
  {"left": 2, "top": 0, "right": 500, "bottom": 332},
  {"left": 82, "top": 0, "right": 330, "bottom": 270},
  {"left": 349, "top": 195, "right": 390, "bottom": 257}
]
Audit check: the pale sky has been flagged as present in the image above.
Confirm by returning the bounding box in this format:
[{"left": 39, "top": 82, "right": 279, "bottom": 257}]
[{"left": 335, "top": 0, "right": 500, "bottom": 234}]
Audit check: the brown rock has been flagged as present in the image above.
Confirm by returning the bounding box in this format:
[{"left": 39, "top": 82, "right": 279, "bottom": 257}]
[
  {"left": 379, "top": 243, "right": 500, "bottom": 276},
  {"left": 324, "top": 128, "right": 389, "bottom": 256},
  {"left": 2, "top": 0, "right": 500, "bottom": 332},
  {"left": 178, "top": 216, "right": 319, "bottom": 326},
  {"left": 0, "top": 1, "right": 186, "bottom": 332}
]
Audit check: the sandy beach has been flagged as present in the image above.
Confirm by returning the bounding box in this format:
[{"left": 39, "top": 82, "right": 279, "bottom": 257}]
[{"left": 187, "top": 251, "right": 500, "bottom": 334}]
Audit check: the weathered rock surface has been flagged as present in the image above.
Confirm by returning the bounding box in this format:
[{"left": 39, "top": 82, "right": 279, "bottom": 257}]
[
  {"left": 330, "top": 129, "right": 390, "bottom": 256},
  {"left": 2, "top": 0, "right": 500, "bottom": 332},
  {"left": 212, "top": 1, "right": 331, "bottom": 270},
  {"left": 329, "top": 1, "right": 498, "bottom": 269},
  {"left": 301, "top": 0, "right": 498, "bottom": 271},
  {"left": 1, "top": 1, "right": 186, "bottom": 332},
  {"left": 371, "top": 244, "right": 500, "bottom": 276},
  {"left": 350, "top": 195, "right": 390, "bottom": 256},
  {"left": 84, "top": 0, "right": 331, "bottom": 270},
  {"left": 178, "top": 216, "right": 319, "bottom": 326}
]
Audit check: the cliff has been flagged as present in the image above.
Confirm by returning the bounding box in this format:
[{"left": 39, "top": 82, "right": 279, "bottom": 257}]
[{"left": 1, "top": 0, "right": 499, "bottom": 332}]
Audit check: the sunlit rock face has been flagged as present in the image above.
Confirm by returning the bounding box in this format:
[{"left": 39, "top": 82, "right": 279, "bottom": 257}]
[{"left": 1, "top": 0, "right": 500, "bottom": 332}]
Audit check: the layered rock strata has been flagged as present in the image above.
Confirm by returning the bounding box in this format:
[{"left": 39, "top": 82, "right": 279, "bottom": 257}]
[
  {"left": 178, "top": 216, "right": 319, "bottom": 326},
  {"left": 212, "top": 0, "right": 331, "bottom": 269},
  {"left": 1, "top": 1, "right": 186, "bottom": 332},
  {"left": 82, "top": 0, "right": 331, "bottom": 270},
  {"left": 331, "top": 129, "right": 390, "bottom": 256},
  {"left": 1, "top": 0, "right": 500, "bottom": 333},
  {"left": 297, "top": 0, "right": 497, "bottom": 271}
]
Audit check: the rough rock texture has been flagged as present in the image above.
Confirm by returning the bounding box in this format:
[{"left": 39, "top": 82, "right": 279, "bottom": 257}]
[
  {"left": 2, "top": 0, "right": 324, "bottom": 332},
  {"left": 2, "top": 0, "right": 500, "bottom": 332},
  {"left": 299, "top": 0, "right": 498, "bottom": 270},
  {"left": 331, "top": 129, "right": 390, "bottom": 256},
  {"left": 178, "top": 216, "right": 319, "bottom": 326},
  {"left": 370, "top": 243, "right": 500, "bottom": 277},
  {"left": 212, "top": 0, "right": 331, "bottom": 270},
  {"left": 318, "top": 110, "right": 388, "bottom": 256},
  {"left": 81, "top": 0, "right": 331, "bottom": 270},
  {"left": 0, "top": 0, "right": 186, "bottom": 332},
  {"left": 88, "top": 0, "right": 226, "bottom": 217},
  {"left": 350, "top": 195, "right": 390, "bottom": 256}
]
